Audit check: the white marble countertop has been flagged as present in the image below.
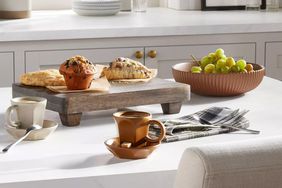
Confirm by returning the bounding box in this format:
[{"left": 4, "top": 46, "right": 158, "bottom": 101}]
[
  {"left": 1, "top": 8, "right": 282, "bottom": 42},
  {"left": 0, "top": 77, "right": 282, "bottom": 188}
]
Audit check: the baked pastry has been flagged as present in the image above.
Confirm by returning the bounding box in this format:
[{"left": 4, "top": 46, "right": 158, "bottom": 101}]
[
  {"left": 100, "top": 57, "right": 151, "bottom": 80},
  {"left": 59, "top": 55, "right": 96, "bottom": 90},
  {"left": 20, "top": 69, "right": 65, "bottom": 87}
]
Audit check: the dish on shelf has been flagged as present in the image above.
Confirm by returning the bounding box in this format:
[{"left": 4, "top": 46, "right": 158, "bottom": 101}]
[
  {"left": 72, "top": 0, "right": 120, "bottom": 16},
  {"left": 72, "top": 5, "right": 120, "bottom": 10},
  {"left": 72, "top": 0, "right": 120, "bottom": 3},
  {"left": 72, "top": 2, "right": 120, "bottom": 6},
  {"left": 73, "top": 8, "right": 120, "bottom": 16},
  {"left": 104, "top": 137, "right": 160, "bottom": 159},
  {"left": 5, "top": 120, "right": 58, "bottom": 141},
  {"left": 172, "top": 62, "right": 265, "bottom": 96}
]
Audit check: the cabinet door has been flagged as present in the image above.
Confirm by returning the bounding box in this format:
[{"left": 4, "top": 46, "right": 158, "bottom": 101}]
[
  {"left": 266, "top": 42, "right": 282, "bottom": 80},
  {"left": 145, "top": 44, "right": 256, "bottom": 78},
  {"left": 0, "top": 52, "right": 14, "bottom": 87},
  {"left": 25, "top": 48, "right": 144, "bottom": 72}
]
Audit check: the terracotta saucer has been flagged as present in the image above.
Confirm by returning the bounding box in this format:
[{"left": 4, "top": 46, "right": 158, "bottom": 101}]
[
  {"left": 5, "top": 120, "right": 58, "bottom": 141},
  {"left": 104, "top": 137, "right": 160, "bottom": 159}
]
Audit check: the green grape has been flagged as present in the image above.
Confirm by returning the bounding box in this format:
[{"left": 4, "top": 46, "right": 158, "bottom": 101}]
[
  {"left": 197, "top": 49, "right": 250, "bottom": 75},
  {"left": 215, "top": 65, "right": 222, "bottom": 73},
  {"left": 193, "top": 71, "right": 201, "bottom": 73},
  {"left": 226, "top": 57, "right": 236, "bottom": 67},
  {"left": 208, "top": 53, "right": 217, "bottom": 63},
  {"left": 236, "top": 59, "right": 247, "bottom": 70},
  {"left": 204, "top": 64, "right": 215, "bottom": 73},
  {"left": 191, "top": 66, "right": 202, "bottom": 73},
  {"left": 231, "top": 65, "right": 240, "bottom": 73},
  {"left": 200, "top": 56, "right": 211, "bottom": 69},
  {"left": 240, "top": 69, "right": 248, "bottom": 73},
  {"left": 215, "top": 48, "right": 225, "bottom": 59},
  {"left": 245, "top": 64, "right": 254, "bottom": 72},
  {"left": 221, "top": 55, "right": 227, "bottom": 60},
  {"left": 221, "top": 66, "right": 230, "bottom": 74},
  {"left": 216, "top": 59, "right": 226, "bottom": 68}
]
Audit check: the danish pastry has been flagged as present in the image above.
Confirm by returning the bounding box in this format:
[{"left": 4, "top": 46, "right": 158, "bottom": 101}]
[{"left": 100, "top": 57, "right": 151, "bottom": 80}]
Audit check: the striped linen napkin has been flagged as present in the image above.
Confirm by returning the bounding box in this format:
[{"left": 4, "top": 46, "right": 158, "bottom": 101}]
[{"left": 150, "top": 107, "right": 250, "bottom": 143}]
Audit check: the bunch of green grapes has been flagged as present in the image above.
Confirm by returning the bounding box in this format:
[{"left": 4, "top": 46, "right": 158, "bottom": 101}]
[{"left": 191, "top": 48, "right": 254, "bottom": 74}]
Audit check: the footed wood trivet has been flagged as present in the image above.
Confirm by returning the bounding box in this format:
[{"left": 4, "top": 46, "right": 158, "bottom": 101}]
[{"left": 12, "top": 78, "right": 190, "bottom": 126}]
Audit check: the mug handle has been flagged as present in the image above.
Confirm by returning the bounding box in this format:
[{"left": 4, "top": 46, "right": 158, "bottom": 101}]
[
  {"left": 145, "top": 120, "right": 166, "bottom": 144},
  {"left": 5, "top": 105, "right": 19, "bottom": 128}
]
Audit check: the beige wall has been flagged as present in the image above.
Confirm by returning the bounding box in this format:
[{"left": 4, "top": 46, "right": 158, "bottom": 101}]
[
  {"left": 159, "top": 0, "right": 167, "bottom": 7},
  {"left": 148, "top": 0, "right": 160, "bottom": 7},
  {"left": 32, "top": 0, "right": 72, "bottom": 10}
]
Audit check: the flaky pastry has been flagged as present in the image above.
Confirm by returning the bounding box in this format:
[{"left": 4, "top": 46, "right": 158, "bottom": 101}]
[
  {"left": 100, "top": 57, "right": 151, "bottom": 80},
  {"left": 20, "top": 69, "right": 66, "bottom": 87}
]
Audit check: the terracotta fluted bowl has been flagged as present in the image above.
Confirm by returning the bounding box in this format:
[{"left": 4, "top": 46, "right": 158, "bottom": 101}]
[{"left": 172, "top": 62, "right": 265, "bottom": 96}]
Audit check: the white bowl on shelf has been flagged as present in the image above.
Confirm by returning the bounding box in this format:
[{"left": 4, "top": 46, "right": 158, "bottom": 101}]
[
  {"left": 72, "top": 5, "right": 120, "bottom": 9},
  {"left": 73, "top": 7, "right": 120, "bottom": 16},
  {"left": 72, "top": 0, "right": 120, "bottom": 16}
]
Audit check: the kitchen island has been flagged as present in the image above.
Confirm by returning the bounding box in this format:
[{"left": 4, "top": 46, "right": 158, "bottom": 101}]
[{"left": 0, "top": 76, "right": 281, "bottom": 188}]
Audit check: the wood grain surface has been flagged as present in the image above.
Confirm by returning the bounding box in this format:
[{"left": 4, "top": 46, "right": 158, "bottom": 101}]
[{"left": 13, "top": 78, "right": 190, "bottom": 126}]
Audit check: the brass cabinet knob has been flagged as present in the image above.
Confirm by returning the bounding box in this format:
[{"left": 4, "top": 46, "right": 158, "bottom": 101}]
[
  {"left": 135, "top": 51, "right": 144, "bottom": 59},
  {"left": 148, "top": 50, "right": 157, "bottom": 58}
]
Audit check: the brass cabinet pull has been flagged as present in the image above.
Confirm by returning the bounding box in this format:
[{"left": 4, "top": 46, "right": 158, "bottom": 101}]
[
  {"left": 135, "top": 51, "right": 144, "bottom": 59},
  {"left": 148, "top": 50, "right": 157, "bottom": 58}
]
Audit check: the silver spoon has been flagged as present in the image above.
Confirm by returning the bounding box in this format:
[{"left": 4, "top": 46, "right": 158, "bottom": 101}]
[
  {"left": 191, "top": 114, "right": 260, "bottom": 134},
  {"left": 2, "top": 124, "right": 42, "bottom": 153}
]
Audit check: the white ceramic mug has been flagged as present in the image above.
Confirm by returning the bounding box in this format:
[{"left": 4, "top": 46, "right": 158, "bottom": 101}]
[{"left": 5, "top": 96, "right": 47, "bottom": 129}]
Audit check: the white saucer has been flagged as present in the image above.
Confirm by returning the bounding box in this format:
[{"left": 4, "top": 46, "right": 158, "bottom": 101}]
[{"left": 5, "top": 120, "right": 58, "bottom": 141}]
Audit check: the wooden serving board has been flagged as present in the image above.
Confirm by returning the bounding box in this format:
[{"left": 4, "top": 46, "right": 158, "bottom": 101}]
[{"left": 12, "top": 78, "right": 190, "bottom": 127}]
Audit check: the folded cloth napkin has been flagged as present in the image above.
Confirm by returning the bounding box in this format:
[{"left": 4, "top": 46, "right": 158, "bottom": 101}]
[{"left": 149, "top": 107, "right": 250, "bottom": 143}]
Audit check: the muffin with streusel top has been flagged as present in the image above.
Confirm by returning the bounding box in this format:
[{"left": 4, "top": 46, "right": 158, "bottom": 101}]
[{"left": 59, "top": 55, "right": 96, "bottom": 90}]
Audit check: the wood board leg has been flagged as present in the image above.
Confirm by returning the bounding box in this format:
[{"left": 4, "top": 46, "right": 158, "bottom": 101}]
[
  {"left": 161, "top": 102, "right": 182, "bottom": 114},
  {"left": 59, "top": 113, "right": 82, "bottom": 127}
]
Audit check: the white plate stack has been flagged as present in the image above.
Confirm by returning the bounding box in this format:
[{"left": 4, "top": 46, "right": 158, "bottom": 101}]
[{"left": 72, "top": 0, "right": 121, "bottom": 16}]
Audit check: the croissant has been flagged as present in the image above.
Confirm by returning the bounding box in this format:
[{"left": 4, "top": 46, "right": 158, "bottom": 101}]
[{"left": 101, "top": 57, "right": 151, "bottom": 80}]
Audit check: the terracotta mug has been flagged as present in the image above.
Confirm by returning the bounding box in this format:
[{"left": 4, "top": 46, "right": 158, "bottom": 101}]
[{"left": 113, "top": 111, "right": 166, "bottom": 147}]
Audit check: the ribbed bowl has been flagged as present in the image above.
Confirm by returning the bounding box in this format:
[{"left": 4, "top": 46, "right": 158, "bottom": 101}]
[{"left": 172, "top": 62, "right": 265, "bottom": 96}]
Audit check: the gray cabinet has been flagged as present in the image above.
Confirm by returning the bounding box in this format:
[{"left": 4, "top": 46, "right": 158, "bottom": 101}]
[
  {"left": 266, "top": 42, "right": 282, "bottom": 80},
  {"left": 0, "top": 52, "right": 14, "bottom": 87}
]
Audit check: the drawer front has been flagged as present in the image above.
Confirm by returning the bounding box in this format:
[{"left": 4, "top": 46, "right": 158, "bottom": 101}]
[
  {"left": 266, "top": 42, "right": 282, "bottom": 80},
  {"left": 145, "top": 43, "right": 256, "bottom": 79},
  {"left": 25, "top": 47, "right": 144, "bottom": 72},
  {"left": 0, "top": 52, "right": 14, "bottom": 87}
]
